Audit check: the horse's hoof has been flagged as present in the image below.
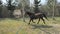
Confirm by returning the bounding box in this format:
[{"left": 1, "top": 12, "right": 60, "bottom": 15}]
[
  {"left": 37, "top": 22, "right": 39, "bottom": 24},
  {"left": 37, "top": 23, "right": 39, "bottom": 24},
  {"left": 44, "top": 23, "right": 45, "bottom": 24},
  {"left": 28, "top": 23, "right": 30, "bottom": 25},
  {"left": 33, "top": 22, "right": 35, "bottom": 23},
  {"left": 43, "top": 22, "right": 45, "bottom": 24}
]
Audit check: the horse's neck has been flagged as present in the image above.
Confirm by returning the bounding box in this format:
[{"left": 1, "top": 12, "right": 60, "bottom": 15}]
[
  {"left": 28, "top": 13, "right": 34, "bottom": 16},
  {"left": 28, "top": 13, "right": 33, "bottom": 15}
]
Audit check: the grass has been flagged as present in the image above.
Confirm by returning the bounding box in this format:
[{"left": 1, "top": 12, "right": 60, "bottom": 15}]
[{"left": 0, "top": 17, "right": 60, "bottom": 34}]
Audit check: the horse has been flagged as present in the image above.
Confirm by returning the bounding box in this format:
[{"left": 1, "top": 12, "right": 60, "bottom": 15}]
[{"left": 25, "top": 11, "right": 48, "bottom": 24}]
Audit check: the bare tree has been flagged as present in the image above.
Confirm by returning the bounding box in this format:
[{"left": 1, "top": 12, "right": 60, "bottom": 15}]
[
  {"left": 19, "top": 0, "right": 30, "bottom": 22},
  {"left": 34, "top": 0, "right": 41, "bottom": 13},
  {"left": 6, "top": 0, "right": 16, "bottom": 18},
  {"left": 0, "top": 0, "right": 2, "bottom": 18},
  {"left": 0, "top": 0, "right": 2, "bottom": 5},
  {"left": 47, "top": 0, "right": 57, "bottom": 20}
]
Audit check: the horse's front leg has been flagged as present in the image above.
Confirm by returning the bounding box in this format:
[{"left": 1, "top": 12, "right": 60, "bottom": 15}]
[
  {"left": 41, "top": 18, "right": 45, "bottom": 24},
  {"left": 28, "top": 19, "right": 31, "bottom": 24},
  {"left": 37, "top": 18, "right": 40, "bottom": 24},
  {"left": 32, "top": 19, "right": 35, "bottom": 23}
]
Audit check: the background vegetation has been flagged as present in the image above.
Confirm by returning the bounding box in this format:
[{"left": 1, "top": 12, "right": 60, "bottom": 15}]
[{"left": 0, "top": 0, "right": 60, "bottom": 34}]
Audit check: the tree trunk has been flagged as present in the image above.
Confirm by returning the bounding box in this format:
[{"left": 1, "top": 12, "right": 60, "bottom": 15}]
[
  {"left": 21, "top": 4, "right": 25, "bottom": 22},
  {"left": 52, "top": 0, "right": 55, "bottom": 20}
]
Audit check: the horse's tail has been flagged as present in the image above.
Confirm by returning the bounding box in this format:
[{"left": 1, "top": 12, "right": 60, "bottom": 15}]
[{"left": 43, "top": 14, "right": 49, "bottom": 21}]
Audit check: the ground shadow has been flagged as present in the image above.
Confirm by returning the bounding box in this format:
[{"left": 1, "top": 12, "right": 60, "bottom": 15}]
[
  {"left": 30, "top": 24, "right": 53, "bottom": 34},
  {"left": 30, "top": 24, "right": 53, "bottom": 29},
  {"left": 0, "top": 18, "right": 6, "bottom": 21}
]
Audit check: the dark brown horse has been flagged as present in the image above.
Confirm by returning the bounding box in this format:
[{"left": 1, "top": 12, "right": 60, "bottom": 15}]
[{"left": 25, "top": 11, "right": 48, "bottom": 24}]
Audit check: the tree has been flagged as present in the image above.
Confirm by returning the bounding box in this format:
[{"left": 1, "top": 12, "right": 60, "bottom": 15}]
[
  {"left": 34, "top": 0, "right": 41, "bottom": 13},
  {"left": 0, "top": 0, "right": 2, "bottom": 18},
  {"left": 19, "top": 0, "right": 30, "bottom": 22},
  {"left": 6, "top": 0, "right": 16, "bottom": 18},
  {"left": 47, "top": 0, "right": 57, "bottom": 20},
  {"left": 57, "top": 3, "right": 60, "bottom": 16},
  {"left": 0, "top": 0, "right": 2, "bottom": 5}
]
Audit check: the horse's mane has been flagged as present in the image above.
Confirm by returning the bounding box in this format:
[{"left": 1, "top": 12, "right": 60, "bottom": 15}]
[{"left": 26, "top": 11, "right": 34, "bottom": 14}]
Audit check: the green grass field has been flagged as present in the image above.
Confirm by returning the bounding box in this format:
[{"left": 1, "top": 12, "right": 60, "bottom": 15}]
[{"left": 0, "top": 17, "right": 60, "bottom": 34}]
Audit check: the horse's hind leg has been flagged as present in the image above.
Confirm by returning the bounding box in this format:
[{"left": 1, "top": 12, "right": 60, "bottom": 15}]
[
  {"left": 32, "top": 19, "right": 35, "bottom": 23},
  {"left": 43, "top": 14, "right": 49, "bottom": 21},
  {"left": 37, "top": 18, "right": 40, "bottom": 24},
  {"left": 41, "top": 18, "right": 45, "bottom": 24},
  {"left": 28, "top": 19, "right": 31, "bottom": 24}
]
